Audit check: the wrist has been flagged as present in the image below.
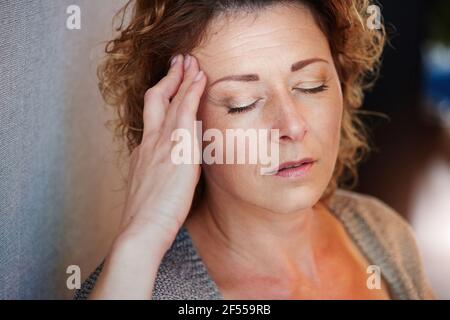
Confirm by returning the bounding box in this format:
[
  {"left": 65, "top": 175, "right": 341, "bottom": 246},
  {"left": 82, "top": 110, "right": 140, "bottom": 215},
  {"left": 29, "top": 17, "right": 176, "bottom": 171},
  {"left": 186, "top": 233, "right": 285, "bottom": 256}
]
[{"left": 112, "top": 225, "right": 175, "bottom": 261}]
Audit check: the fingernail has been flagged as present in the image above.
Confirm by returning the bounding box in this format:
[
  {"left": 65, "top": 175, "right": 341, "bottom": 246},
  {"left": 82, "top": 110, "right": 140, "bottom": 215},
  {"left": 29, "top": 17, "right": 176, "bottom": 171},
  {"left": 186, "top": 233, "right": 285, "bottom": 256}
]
[
  {"left": 194, "top": 70, "right": 204, "bottom": 82},
  {"left": 184, "top": 54, "right": 191, "bottom": 70},
  {"left": 170, "top": 55, "right": 178, "bottom": 66}
]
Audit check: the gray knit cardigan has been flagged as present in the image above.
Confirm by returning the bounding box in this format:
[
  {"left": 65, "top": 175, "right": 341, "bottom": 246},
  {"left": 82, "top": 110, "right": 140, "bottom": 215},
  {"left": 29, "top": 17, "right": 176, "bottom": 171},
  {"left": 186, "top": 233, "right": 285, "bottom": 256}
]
[{"left": 74, "top": 189, "right": 436, "bottom": 300}]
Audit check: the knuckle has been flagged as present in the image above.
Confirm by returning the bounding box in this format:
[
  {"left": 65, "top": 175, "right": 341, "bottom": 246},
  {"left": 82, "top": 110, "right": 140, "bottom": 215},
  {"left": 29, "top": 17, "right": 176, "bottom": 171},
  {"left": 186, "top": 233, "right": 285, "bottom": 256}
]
[
  {"left": 142, "top": 128, "right": 161, "bottom": 143},
  {"left": 143, "top": 86, "right": 161, "bottom": 103},
  {"left": 178, "top": 99, "right": 195, "bottom": 117},
  {"left": 176, "top": 103, "right": 186, "bottom": 119},
  {"left": 170, "top": 93, "right": 182, "bottom": 107},
  {"left": 175, "top": 112, "right": 189, "bottom": 130}
]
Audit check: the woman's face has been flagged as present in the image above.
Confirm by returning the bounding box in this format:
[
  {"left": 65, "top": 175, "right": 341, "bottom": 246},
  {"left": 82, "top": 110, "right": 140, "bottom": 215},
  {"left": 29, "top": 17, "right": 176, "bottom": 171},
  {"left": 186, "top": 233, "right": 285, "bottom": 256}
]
[{"left": 191, "top": 3, "right": 343, "bottom": 213}]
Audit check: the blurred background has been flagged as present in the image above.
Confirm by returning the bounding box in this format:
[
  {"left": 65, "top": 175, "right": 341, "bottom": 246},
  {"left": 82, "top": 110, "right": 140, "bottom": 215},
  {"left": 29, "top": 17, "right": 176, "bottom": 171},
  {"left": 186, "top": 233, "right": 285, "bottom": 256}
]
[
  {"left": 356, "top": 0, "right": 450, "bottom": 299},
  {"left": 0, "top": 0, "right": 448, "bottom": 299}
]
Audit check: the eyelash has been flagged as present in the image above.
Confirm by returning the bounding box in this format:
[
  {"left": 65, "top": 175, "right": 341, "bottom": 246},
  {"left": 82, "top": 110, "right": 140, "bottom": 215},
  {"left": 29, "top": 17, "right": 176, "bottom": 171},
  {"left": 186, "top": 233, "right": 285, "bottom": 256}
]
[{"left": 227, "top": 84, "right": 329, "bottom": 114}]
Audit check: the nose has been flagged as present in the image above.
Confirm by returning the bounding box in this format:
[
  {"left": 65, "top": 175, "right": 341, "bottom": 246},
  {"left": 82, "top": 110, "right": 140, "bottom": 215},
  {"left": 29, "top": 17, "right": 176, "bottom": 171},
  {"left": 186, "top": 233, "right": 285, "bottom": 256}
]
[{"left": 270, "top": 90, "right": 308, "bottom": 143}]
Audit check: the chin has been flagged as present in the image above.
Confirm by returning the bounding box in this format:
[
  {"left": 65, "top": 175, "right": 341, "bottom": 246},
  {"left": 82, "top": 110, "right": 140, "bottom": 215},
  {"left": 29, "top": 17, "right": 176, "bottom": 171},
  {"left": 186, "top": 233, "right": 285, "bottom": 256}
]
[{"left": 259, "top": 184, "right": 325, "bottom": 214}]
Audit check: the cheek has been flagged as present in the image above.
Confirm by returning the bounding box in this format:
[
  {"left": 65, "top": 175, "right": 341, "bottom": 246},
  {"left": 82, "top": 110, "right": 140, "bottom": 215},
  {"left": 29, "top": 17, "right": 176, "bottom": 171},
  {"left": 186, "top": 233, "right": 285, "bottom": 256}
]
[
  {"left": 320, "top": 106, "right": 342, "bottom": 150},
  {"left": 308, "top": 88, "right": 343, "bottom": 154},
  {"left": 197, "top": 103, "right": 255, "bottom": 185}
]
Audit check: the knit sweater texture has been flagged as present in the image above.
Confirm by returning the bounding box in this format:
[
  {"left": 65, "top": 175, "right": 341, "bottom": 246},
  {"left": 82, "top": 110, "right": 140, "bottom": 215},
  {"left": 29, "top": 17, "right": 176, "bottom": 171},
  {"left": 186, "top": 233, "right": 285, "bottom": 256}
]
[{"left": 73, "top": 189, "right": 436, "bottom": 299}]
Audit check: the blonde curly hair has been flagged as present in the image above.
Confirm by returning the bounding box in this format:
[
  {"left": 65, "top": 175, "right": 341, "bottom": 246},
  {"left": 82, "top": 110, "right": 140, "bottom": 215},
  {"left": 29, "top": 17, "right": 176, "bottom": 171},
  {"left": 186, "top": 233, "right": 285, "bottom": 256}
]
[{"left": 98, "top": 0, "right": 386, "bottom": 205}]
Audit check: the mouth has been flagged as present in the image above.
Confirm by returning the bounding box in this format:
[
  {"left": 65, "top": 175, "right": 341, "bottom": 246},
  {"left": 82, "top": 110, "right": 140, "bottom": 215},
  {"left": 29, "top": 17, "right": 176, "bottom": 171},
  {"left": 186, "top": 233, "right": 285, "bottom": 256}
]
[{"left": 274, "top": 157, "right": 317, "bottom": 178}]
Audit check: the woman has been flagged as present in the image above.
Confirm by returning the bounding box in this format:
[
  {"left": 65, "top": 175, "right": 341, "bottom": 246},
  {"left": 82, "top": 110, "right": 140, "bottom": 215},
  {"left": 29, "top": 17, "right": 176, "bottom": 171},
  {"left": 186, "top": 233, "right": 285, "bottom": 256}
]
[{"left": 74, "top": 0, "right": 435, "bottom": 299}]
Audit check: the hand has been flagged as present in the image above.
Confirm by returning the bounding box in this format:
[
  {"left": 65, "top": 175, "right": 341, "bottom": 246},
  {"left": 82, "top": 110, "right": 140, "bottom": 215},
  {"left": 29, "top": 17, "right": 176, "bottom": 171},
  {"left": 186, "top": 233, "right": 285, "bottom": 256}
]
[{"left": 117, "top": 53, "right": 206, "bottom": 249}]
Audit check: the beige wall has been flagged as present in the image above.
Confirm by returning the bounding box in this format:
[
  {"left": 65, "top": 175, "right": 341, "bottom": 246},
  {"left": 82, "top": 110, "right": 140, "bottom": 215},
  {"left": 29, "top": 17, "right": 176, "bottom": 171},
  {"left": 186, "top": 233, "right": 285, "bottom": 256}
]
[{"left": 61, "top": 0, "right": 129, "bottom": 299}]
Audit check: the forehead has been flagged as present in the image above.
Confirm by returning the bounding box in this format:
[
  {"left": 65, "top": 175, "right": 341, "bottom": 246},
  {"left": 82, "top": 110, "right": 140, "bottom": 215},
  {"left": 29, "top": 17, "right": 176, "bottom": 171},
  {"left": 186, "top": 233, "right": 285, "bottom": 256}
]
[{"left": 192, "top": 3, "right": 331, "bottom": 78}]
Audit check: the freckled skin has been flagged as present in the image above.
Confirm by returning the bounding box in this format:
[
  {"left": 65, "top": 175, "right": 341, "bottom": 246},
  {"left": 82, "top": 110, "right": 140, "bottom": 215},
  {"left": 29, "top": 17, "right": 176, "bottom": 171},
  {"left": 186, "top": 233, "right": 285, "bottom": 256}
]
[{"left": 184, "top": 4, "right": 390, "bottom": 299}]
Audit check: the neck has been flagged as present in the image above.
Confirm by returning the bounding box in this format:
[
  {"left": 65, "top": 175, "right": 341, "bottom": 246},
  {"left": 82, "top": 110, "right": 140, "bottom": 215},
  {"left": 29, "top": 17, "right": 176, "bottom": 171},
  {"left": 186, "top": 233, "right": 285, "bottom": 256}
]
[{"left": 184, "top": 184, "right": 335, "bottom": 281}]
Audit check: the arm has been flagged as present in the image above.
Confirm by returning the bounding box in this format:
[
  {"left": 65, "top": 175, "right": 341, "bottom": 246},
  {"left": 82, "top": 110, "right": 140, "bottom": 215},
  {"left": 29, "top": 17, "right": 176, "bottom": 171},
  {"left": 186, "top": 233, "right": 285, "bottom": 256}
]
[
  {"left": 76, "top": 53, "right": 206, "bottom": 300},
  {"left": 86, "top": 230, "right": 171, "bottom": 300}
]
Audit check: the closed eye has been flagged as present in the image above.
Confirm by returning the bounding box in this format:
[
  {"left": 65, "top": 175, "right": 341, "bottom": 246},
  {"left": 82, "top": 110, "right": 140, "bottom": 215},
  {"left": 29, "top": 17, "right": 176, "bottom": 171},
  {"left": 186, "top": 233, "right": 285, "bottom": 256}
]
[
  {"left": 227, "top": 84, "right": 329, "bottom": 114},
  {"left": 227, "top": 98, "right": 263, "bottom": 114},
  {"left": 294, "top": 84, "right": 329, "bottom": 94}
]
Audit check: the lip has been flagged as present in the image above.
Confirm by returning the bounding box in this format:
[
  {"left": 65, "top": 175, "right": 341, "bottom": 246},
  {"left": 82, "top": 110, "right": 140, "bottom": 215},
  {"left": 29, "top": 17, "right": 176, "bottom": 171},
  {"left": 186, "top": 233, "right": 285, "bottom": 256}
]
[{"left": 274, "top": 158, "right": 317, "bottom": 178}]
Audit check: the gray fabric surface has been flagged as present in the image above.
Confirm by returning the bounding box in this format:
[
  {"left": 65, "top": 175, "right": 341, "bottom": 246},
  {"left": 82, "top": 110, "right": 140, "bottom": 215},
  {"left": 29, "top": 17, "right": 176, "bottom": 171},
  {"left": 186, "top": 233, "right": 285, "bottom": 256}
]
[
  {"left": 74, "top": 189, "right": 436, "bottom": 300},
  {"left": 0, "top": 0, "right": 126, "bottom": 299}
]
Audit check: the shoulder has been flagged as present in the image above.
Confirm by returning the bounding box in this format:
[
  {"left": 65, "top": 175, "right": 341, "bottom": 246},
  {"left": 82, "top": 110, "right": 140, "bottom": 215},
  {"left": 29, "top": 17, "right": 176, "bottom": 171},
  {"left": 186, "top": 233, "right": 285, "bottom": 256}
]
[
  {"left": 151, "top": 226, "right": 222, "bottom": 299},
  {"left": 328, "top": 189, "right": 435, "bottom": 299},
  {"left": 73, "top": 227, "right": 221, "bottom": 300},
  {"left": 329, "top": 189, "right": 413, "bottom": 242}
]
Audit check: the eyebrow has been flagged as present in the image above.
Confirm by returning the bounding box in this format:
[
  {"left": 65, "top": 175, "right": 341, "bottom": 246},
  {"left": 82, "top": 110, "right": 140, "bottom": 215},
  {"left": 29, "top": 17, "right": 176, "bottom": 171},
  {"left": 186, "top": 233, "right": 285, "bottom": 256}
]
[{"left": 207, "top": 58, "right": 328, "bottom": 89}]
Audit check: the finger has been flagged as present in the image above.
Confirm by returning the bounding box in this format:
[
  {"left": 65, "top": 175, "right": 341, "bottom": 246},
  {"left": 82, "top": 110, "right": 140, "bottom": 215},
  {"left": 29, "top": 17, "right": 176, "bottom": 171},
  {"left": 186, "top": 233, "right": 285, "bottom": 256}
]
[
  {"left": 176, "top": 69, "right": 207, "bottom": 138},
  {"left": 173, "top": 71, "right": 206, "bottom": 166},
  {"left": 156, "top": 54, "right": 186, "bottom": 101},
  {"left": 169, "top": 54, "right": 200, "bottom": 109},
  {"left": 142, "top": 54, "right": 184, "bottom": 139},
  {"left": 158, "top": 54, "right": 201, "bottom": 147},
  {"left": 162, "top": 54, "right": 202, "bottom": 133},
  {"left": 177, "top": 70, "right": 206, "bottom": 124}
]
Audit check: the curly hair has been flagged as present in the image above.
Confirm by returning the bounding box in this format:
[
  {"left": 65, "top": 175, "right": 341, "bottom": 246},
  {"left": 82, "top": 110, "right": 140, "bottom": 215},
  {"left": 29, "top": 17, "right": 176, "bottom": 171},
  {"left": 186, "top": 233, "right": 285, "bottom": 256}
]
[{"left": 98, "top": 0, "right": 386, "bottom": 205}]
